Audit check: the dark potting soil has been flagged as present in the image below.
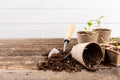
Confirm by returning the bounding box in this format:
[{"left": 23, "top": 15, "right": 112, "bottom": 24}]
[
  {"left": 94, "top": 28, "right": 110, "bottom": 31},
  {"left": 37, "top": 51, "right": 98, "bottom": 72},
  {"left": 77, "top": 31, "right": 95, "bottom": 35},
  {"left": 109, "top": 42, "right": 120, "bottom": 46}
]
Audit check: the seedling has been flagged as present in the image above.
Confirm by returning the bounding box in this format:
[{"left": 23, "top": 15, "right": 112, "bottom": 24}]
[
  {"left": 101, "top": 37, "right": 108, "bottom": 46},
  {"left": 111, "top": 37, "right": 119, "bottom": 49},
  {"left": 91, "top": 16, "right": 104, "bottom": 28},
  {"left": 84, "top": 21, "right": 93, "bottom": 32}
]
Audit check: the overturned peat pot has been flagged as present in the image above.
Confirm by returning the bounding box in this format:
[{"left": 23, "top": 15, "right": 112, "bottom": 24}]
[{"left": 83, "top": 43, "right": 103, "bottom": 69}]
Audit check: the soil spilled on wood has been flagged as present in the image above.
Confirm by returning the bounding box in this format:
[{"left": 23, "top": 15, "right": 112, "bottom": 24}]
[{"left": 37, "top": 51, "right": 99, "bottom": 72}]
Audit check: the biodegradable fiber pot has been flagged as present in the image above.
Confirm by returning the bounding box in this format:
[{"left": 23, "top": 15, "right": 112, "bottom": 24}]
[
  {"left": 77, "top": 31, "right": 98, "bottom": 43},
  {"left": 106, "top": 47, "right": 120, "bottom": 66},
  {"left": 71, "top": 42, "right": 103, "bottom": 70},
  {"left": 92, "top": 28, "right": 111, "bottom": 43}
]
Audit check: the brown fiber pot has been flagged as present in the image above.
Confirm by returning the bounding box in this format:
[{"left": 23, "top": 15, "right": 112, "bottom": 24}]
[
  {"left": 92, "top": 28, "right": 111, "bottom": 44},
  {"left": 71, "top": 42, "right": 103, "bottom": 70},
  {"left": 106, "top": 47, "right": 120, "bottom": 66},
  {"left": 77, "top": 31, "right": 98, "bottom": 43}
]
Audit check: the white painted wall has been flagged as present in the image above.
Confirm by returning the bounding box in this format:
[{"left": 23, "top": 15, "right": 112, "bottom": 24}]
[{"left": 0, "top": 0, "right": 120, "bottom": 38}]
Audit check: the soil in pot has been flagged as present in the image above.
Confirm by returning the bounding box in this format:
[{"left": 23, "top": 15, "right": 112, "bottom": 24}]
[
  {"left": 92, "top": 28, "right": 111, "bottom": 43},
  {"left": 77, "top": 31, "right": 98, "bottom": 43},
  {"left": 109, "top": 42, "right": 120, "bottom": 46}
]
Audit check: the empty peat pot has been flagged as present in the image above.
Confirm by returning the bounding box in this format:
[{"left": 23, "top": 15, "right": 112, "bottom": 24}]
[{"left": 71, "top": 42, "right": 103, "bottom": 70}]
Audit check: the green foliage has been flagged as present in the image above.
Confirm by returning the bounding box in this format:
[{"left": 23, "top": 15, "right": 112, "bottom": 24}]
[
  {"left": 101, "top": 37, "right": 107, "bottom": 46},
  {"left": 84, "top": 21, "right": 93, "bottom": 32},
  {"left": 111, "top": 37, "right": 119, "bottom": 49},
  {"left": 83, "top": 16, "right": 105, "bottom": 32},
  {"left": 91, "top": 16, "right": 104, "bottom": 28}
]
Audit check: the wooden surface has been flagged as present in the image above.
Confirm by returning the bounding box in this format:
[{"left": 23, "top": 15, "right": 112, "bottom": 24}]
[
  {"left": 0, "top": 38, "right": 77, "bottom": 69},
  {"left": 0, "top": 38, "right": 120, "bottom": 80}
]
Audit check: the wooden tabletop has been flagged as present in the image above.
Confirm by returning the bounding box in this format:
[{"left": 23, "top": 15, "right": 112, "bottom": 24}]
[{"left": 0, "top": 38, "right": 119, "bottom": 80}]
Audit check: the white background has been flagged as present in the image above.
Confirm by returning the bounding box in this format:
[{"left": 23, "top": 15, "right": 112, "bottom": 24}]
[{"left": 0, "top": 0, "right": 120, "bottom": 38}]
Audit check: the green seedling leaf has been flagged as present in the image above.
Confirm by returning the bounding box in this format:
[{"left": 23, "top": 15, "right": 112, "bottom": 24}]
[
  {"left": 99, "top": 16, "right": 104, "bottom": 20},
  {"left": 87, "top": 22, "right": 92, "bottom": 27},
  {"left": 111, "top": 37, "right": 119, "bottom": 49},
  {"left": 91, "top": 16, "right": 105, "bottom": 28},
  {"left": 89, "top": 20, "right": 95, "bottom": 22},
  {"left": 84, "top": 27, "right": 87, "bottom": 31},
  {"left": 101, "top": 37, "right": 107, "bottom": 46},
  {"left": 96, "top": 19, "right": 100, "bottom": 27}
]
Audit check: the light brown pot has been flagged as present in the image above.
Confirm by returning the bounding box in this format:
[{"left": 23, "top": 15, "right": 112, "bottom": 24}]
[
  {"left": 71, "top": 42, "right": 103, "bottom": 70},
  {"left": 92, "top": 28, "right": 111, "bottom": 44},
  {"left": 106, "top": 47, "right": 120, "bottom": 66},
  {"left": 77, "top": 31, "right": 98, "bottom": 43},
  {"left": 100, "top": 44, "right": 113, "bottom": 61}
]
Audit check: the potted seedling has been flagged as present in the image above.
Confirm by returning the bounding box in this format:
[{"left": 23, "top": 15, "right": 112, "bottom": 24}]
[
  {"left": 77, "top": 21, "right": 98, "bottom": 43},
  {"left": 100, "top": 37, "right": 113, "bottom": 61},
  {"left": 92, "top": 16, "right": 111, "bottom": 43},
  {"left": 106, "top": 37, "right": 120, "bottom": 66},
  {"left": 109, "top": 37, "right": 120, "bottom": 46}
]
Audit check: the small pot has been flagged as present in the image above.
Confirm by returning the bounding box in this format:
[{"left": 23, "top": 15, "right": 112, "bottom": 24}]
[
  {"left": 106, "top": 47, "right": 120, "bottom": 66},
  {"left": 100, "top": 44, "right": 113, "bottom": 61},
  {"left": 77, "top": 31, "right": 98, "bottom": 43},
  {"left": 71, "top": 42, "right": 103, "bottom": 70},
  {"left": 92, "top": 28, "right": 111, "bottom": 43}
]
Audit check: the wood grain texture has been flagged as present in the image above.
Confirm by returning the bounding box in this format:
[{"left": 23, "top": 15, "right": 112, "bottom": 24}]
[
  {"left": 0, "top": 38, "right": 77, "bottom": 69},
  {"left": 0, "top": 38, "right": 119, "bottom": 80}
]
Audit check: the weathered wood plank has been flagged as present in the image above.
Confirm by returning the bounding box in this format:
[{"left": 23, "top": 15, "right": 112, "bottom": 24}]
[
  {"left": 0, "top": 56, "right": 45, "bottom": 70},
  {"left": 0, "top": 69, "right": 119, "bottom": 80},
  {"left": 0, "top": 38, "right": 77, "bottom": 45},
  {"left": 0, "top": 38, "right": 77, "bottom": 56},
  {"left": 0, "top": 38, "right": 119, "bottom": 80},
  {"left": 0, "top": 38, "right": 76, "bottom": 69}
]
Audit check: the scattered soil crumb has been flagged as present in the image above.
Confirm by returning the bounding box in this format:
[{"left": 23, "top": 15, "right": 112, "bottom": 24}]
[{"left": 36, "top": 51, "right": 98, "bottom": 72}]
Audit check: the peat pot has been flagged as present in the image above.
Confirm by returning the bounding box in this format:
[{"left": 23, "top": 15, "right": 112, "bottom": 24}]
[
  {"left": 77, "top": 31, "right": 98, "bottom": 43},
  {"left": 71, "top": 42, "right": 103, "bottom": 70},
  {"left": 92, "top": 28, "right": 111, "bottom": 43},
  {"left": 106, "top": 47, "right": 120, "bottom": 66}
]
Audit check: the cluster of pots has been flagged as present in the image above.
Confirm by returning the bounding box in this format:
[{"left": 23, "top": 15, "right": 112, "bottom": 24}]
[{"left": 71, "top": 28, "right": 120, "bottom": 70}]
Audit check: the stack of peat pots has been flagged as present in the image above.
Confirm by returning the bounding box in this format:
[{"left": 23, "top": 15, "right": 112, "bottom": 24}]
[
  {"left": 71, "top": 26, "right": 113, "bottom": 70},
  {"left": 93, "top": 28, "right": 111, "bottom": 61},
  {"left": 106, "top": 38, "right": 120, "bottom": 66},
  {"left": 70, "top": 16, "right": 120, "bottom": 70},
  {"left": 93, "top": 27, "right": 120, "bottom": 66},
  {"left": 71, "top": 16, "right": 120, "bottom": 70}
]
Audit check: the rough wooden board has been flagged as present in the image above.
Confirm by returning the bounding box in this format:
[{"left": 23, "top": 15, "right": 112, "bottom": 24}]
[
  {"left": 0, "top": 38, "right": 77, "bottom": 69},
  {"left": 0, "top": 38, "right": 119, "bottom": 80},
  {"left": 0, "top": 56, "right": 46, "bottom": 70},
  {"left": 0, "top": 68, "right": 120, "bottom": 80},
  {"left": 0, "top": 38, "right": 76, "bottom": 56}
]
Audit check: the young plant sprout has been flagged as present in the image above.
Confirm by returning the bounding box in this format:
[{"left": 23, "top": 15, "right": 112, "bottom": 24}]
[
  {"left": 91, "top": 16, "right": 104, "bottom": 28},
  {"left": 101, "top": 37, "right": 108, "bottom": 46},
  {"left": 111, "top": 37, "right": 119, "bottom": 49},
  {"left": 84, "top": 21, "right": 93, "bottom": 32}
]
